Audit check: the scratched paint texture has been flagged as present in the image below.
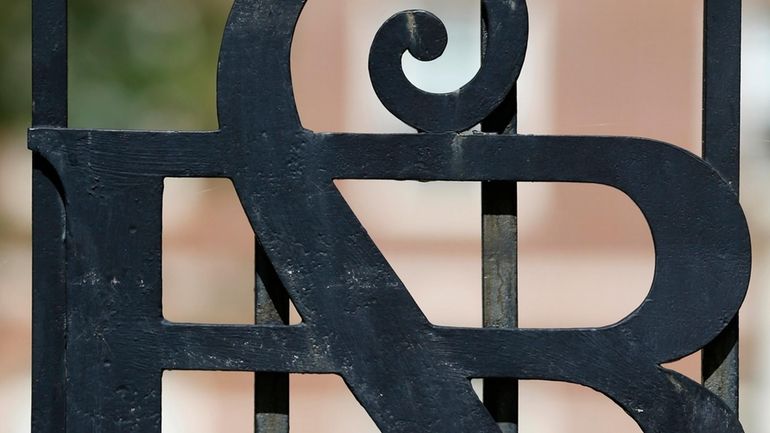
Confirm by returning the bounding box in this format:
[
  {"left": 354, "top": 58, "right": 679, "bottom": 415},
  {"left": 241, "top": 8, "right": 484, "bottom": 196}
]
[{"left": 28, "top": 0, "right": 749, "bottom": 432}]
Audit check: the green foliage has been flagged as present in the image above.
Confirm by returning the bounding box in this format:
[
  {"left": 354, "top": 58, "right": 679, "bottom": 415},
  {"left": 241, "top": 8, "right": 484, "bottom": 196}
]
[
  {"left": 69, "top": 0, "right": 228, "bottom": 130},
  {"left": 0, "top": 0, "right": 230, "bottom": 134},
  {"left": 0, "top": 2, "right": 31, "bottom": 128}
]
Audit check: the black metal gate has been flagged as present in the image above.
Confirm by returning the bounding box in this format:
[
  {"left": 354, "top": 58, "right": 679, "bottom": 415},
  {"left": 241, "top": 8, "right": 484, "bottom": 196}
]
[{"left": 30, "top": 0, "right": 749, "bottom": 432}]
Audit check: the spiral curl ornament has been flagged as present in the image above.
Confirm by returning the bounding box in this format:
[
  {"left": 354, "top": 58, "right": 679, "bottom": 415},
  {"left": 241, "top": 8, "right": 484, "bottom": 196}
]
[{"left": 369, "top": 0, "right": 528, "bottom": 133}]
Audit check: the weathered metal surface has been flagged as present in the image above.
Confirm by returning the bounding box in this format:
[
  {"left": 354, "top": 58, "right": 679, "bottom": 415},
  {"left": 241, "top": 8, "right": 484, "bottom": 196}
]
[
  {"left": 480, "top": 58, "right": 519, "bottom": 432},
  {"left": 701, "top": 0, "right": 742, "bottom": 413},
  {"left": 481, "top": 181, "right": 518, "bottom": 433},
  {"left": 255, "top": 241, "right": 290, "bottom": 433},
  {"left": 31, "top": 0, "right": 67, "bottom": 432},
  {"left": 30, "top": 0, "right": 749, "bottom": 432}
]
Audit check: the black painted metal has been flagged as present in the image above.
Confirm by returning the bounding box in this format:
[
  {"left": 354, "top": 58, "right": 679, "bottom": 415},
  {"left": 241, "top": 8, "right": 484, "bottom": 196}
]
[
  {"left": 480, "top": 36, "right": 519, "bottom": 431},
  {"left": 31, "top": 0, "right": 67, "bottom": 432},
  {"left": 30, "top": 0, "right": 749, "bottom": 432},
  {"left": 701, "top": 0, "right": 743, "bottom": 413},
  {"left": 255, "top": 240, "right": 290, "bottom": 433},
  {"left": 481, "top": 180, "right": 518, "bottom": 433}
]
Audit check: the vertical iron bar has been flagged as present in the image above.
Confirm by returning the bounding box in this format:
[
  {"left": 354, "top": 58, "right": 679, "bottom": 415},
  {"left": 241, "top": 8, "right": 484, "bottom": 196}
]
[
  {"left": 254, "top": 240, "right": 290, "bottom": 433},
  {"left": 701, "top": 0, "right": 741, "bottom": 413},
  {"left": 31, "top": 0, "right": 68, "bottom": 432},
  {"left": 32, "top": 0, "right": 68, "bottom": 127},
  {"left": 481, "top": 178, "right": 518, "bottom": 433},
  {"left": 480, "top": 6, "right": 519, "bottom": 425}
]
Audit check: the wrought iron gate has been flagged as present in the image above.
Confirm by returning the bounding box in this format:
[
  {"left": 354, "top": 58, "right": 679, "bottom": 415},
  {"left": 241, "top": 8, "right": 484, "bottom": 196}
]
[{"left": 29, "top": 0, "right": 749, "bottom": 432}]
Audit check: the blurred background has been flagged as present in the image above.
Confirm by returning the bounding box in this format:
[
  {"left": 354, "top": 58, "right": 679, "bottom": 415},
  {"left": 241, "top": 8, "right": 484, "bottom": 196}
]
[{"left": 2, "top": 0, "right": 770, "bottom": 431}]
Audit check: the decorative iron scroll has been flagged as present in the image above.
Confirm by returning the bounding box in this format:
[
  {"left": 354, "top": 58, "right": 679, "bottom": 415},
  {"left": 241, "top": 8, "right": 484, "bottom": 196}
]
[{"left": 30, "top": 0, "right": 748, "bottom": 432}]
